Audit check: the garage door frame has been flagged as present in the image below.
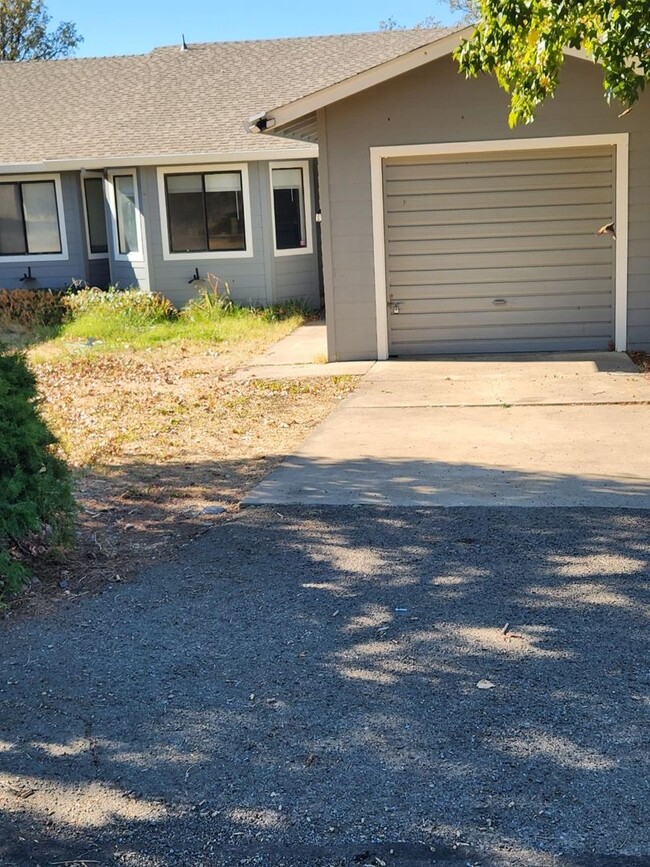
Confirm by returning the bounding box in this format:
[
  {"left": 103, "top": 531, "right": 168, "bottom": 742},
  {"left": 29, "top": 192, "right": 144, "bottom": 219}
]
[{"left": 370, "top": 133, "right": 629, "bottom": 359}]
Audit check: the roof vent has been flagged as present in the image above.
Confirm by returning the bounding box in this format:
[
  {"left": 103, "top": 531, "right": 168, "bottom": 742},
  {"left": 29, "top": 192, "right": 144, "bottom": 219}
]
[{"left": 181, "top": 34, "right": 188, "bottom": 51}]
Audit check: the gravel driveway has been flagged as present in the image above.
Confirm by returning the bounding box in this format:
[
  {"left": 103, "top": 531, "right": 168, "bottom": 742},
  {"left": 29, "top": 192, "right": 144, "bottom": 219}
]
[{"left": 1, "top": 507, "right": 648, "bottom": 866}]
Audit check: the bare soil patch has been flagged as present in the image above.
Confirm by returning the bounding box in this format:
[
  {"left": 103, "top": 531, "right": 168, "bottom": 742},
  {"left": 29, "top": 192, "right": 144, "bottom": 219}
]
[{"left": 11, "top": 341, "right": 357, "bottom": 614}]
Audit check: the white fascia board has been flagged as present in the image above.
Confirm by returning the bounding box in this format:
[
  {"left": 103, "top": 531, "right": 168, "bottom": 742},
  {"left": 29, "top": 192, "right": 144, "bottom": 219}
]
[{"left": 0, "top": 146, "right": 318, "bottom": 175}]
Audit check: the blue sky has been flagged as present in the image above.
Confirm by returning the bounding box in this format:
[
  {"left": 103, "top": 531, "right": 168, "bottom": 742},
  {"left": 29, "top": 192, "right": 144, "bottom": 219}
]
[{"left": 46, "top": 1, "right": 458, "bottom": 57}]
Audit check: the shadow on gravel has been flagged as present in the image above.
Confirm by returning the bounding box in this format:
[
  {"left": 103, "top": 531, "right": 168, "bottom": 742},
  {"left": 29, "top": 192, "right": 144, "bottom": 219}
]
[{"left": 0, "top": 483, "right": 649, "bottom": 866}]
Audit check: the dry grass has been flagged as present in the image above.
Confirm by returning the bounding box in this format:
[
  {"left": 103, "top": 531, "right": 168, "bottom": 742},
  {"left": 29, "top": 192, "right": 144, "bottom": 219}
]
[
  {"left": 13, "top": 334, "right": 358, "bottom": 613},
  {"left": 629, "top": 350, "right": 650, "bottom": 373}
]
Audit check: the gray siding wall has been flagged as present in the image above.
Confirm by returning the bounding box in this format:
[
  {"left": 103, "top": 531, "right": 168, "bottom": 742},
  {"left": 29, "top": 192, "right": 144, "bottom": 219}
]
[
  {"left": 137, "top": 161, "right": 321, "bottom": 310},
  {"left": 318, "top": 55, "right": 650, "bottom": 360},
  {"left": 0, "top": 172, "right": 88, "bottom": 290}
]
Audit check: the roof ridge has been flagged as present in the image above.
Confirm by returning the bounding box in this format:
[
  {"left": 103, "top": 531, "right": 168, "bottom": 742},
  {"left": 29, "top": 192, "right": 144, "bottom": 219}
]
[{"left": 0, "top": 26, "right": 451, "bottom": 66}]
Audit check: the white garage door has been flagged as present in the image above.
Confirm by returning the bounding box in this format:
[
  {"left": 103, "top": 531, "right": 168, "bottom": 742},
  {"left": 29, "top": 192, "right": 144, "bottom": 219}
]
[{"left": 384, "top": 147, "right": 615, "bottom": 356}]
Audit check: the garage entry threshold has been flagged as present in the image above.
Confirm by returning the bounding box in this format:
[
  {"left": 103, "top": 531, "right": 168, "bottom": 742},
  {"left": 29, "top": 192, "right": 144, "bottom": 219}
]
[{"left": 245, "top": 352, "right": 650, "bottom": 508}]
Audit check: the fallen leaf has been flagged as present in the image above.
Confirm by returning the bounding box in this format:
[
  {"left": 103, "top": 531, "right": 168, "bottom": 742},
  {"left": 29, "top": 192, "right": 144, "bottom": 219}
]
[{"left": 477, "top": 679, "right": 495, "bottom": 690}]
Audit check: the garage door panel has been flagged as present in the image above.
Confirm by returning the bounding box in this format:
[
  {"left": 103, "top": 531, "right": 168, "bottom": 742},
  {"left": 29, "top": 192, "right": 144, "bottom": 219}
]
[
  {"left": 386, "top": 187, "right": 612, "bottom": 212},
  {"left": 392, "top": 307, "right": 612, "bottom": 331},
  {"left": 392, "top": 320, "right": 612, "bottom": 345},
  {"left": 386, "top": 171, "right": 613, "bottom": 197},
  {"left": 388, "top": 264, "right": 613, "bottom": 287},
  {"left": 385, "top": 154, "right": 613, "bottom": 182},
  {"left": 388, "top": 234, "right": 607, "bottom": 257},
  {"left": 386, "top": 219, "right": 607, "bottom": 243},
  {"left": 384, "top": 147, "right": 615, "bottom": 355},
  {"left": 389, "top": 248, "right": 612, "bottom": 273},
  {"left": 393, "top": 335, "right": 613, "bottom": 356},
  {"left": 387, "top": 203, "right": 612, "bottom": 228},
  {"left": 391, "top": 289, "right": 613, "bottom": 313}
]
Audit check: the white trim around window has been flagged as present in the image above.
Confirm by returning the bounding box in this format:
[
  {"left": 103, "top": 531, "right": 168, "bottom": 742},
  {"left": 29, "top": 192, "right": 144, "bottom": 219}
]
[
  {"left": 269, "top": 160, "right": 314, "bottom": 257},
  {"left": 157, "top": 163, "right": 254, "bottom": 261},
  {"left": 0, "top": 173, "right": 68, "bottom": 263},
  {"left": 81, "top": 171, "right": 109, "bottom": 260},
  {"left": 370, "top": 133, "right": 630, "bottom": 358},
  {"left": 105, "top": 169, "right": 145, "bottom": 263}
]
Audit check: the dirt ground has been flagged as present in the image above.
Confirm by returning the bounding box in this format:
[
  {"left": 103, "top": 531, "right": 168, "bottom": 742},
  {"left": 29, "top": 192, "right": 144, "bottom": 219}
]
[{"left": 10, "top": 340, "right": 357, "bottom": 614}]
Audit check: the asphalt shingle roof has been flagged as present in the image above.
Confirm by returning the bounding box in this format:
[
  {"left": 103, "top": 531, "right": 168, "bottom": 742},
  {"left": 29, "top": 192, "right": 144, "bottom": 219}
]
[{"left": 0, "top": 28, "right": 454, "bottom": 165}]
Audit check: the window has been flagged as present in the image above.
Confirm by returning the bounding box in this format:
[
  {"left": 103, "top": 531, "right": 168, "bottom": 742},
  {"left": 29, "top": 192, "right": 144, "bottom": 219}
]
[
  {"left": 272, "top": 166, "right": 309, "bottom": 252},
  {"left": 114, "top": 174, "right": 140, "bottom": 255},
  {"left": 0, "top": 179, "right": 62, "bottom": 256},
  {"left": 82, "top": 176, "right": 108, "bottom": 256},
  {"left": 164, "top": 170, "right": 246, "bottom": 254}
]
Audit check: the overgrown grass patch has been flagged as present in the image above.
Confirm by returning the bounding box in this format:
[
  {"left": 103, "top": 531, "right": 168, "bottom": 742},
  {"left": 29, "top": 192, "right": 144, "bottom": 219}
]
[{"left": 28, "top": 287, "right": 313, "bottom": 360}]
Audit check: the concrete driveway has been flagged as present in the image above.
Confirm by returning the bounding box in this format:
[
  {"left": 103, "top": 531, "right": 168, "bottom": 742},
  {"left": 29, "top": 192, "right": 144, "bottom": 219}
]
[{"left": 246, "top": 352, "right": 650, "bottom": 508}]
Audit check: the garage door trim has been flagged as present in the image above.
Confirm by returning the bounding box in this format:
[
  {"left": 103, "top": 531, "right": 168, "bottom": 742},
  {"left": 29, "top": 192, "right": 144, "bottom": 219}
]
[{"left": 370, "top": 134, "right": 629, "bottom": 359}]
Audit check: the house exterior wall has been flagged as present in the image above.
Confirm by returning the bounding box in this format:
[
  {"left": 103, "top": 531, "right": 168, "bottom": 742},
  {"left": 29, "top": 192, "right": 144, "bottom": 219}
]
[
  {"left": 0, "top": 172, "right": 88, "bottom": 291},
  {"left": 317, "top": 55, "right": 650, "bottom": 360},
  {"left": 138, "top": 160, "right": 321, "bottom": 310}
]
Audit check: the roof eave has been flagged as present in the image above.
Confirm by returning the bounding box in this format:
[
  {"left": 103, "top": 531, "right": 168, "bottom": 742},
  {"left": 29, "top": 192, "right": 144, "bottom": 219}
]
[
  {"left": 252, "top": 27, "right": 474, "bottom": 136},
  {"left": 0, "top": 145, "right": 319, "bottom": 174},
  {"left": 252, "top": 30, "right": 593, "bottom": 137}
]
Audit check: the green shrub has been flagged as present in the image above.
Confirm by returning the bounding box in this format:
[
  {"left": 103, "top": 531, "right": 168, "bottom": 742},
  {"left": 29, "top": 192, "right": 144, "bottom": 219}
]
[
  {"left": 0, "top": 288, "right": 67, "bottom": 331},
  {"left": 63, "top": 287, "right": 176, "bottom": 324},
  {"left": 0, "top": 351, "right": 75, "bottom": 601}
]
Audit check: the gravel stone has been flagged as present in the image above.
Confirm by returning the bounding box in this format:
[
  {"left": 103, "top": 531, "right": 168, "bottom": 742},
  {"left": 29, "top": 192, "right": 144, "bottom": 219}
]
[{"left": 0, "top": 507, "right": 648, "bottom": 866}]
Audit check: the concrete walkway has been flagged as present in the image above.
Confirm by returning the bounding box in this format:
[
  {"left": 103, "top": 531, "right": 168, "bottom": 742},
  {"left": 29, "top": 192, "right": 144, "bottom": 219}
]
[
  {"left": 234, "top": 320, "right": 374, "bottom": 379},
  {"left": 246, "top": 352, "right": 650, "bottom": 508}
]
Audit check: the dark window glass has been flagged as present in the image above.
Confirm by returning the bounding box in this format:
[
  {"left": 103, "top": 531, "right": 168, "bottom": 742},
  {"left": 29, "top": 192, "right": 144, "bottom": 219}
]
[
  {"left": 166, "top": 174, "right": 206, "bottom": 252},
  {"left": 0, "top": 184, "right": 27, "bottom": 255},
  {"left": 165, "top": 171, "right": 245, "bottom": 253},
  {"left": 0, "top": 180, "right": 61, "bottom": 256},
  {"left": 272, "top": 167, "right": 306, "bottom": 250},
  {"left": 83, "top": 177, "right": 108, "bottom": 255}
]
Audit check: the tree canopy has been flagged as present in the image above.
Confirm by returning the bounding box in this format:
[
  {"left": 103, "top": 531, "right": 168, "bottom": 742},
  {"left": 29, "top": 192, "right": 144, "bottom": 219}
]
[
  {"left": 456, "top": 0, "right": 650, "bottom": 126},
  {"left": 0, "top": 0, "right": 82, "bottom": 61}
]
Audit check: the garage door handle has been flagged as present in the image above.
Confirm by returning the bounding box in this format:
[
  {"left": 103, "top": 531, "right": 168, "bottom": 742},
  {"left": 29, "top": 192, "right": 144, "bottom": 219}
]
[{"left": 493, "top": 299, "right": 507, "bottom": 306}]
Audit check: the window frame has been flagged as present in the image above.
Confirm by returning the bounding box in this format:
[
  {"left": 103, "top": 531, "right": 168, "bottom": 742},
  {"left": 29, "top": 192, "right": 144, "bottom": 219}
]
[
  {"left": 81, "top": 172, "right": 109, "bottom": 260},
  {"left": 0, "top": 173, "right": 68, "bottom": 262},
  {"left": 157, "top": 163, "right": 254, "bottom": 261},
  {"left": 269, "top": 160, "right": 313, "bottom": 257},
  {"left": 106, "top": 169, "right": 145, "bottom": 263}
]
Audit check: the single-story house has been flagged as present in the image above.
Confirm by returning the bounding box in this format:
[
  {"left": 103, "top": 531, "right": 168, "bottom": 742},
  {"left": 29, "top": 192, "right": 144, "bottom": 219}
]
[
  {"left": 3, "top": 26, "right": 649, "bottom": 358},
  {"left": 0, "top": 29, "right": 448, "bottom": 311},
  {"left": 252, "top": 27, "right": 650, "bottom": 359}
]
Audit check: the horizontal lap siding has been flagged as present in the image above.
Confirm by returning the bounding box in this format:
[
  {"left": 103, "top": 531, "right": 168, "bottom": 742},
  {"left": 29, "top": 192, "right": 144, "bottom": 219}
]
[
  {"left": 385, "top": 149, "right": 615, "bottom": 355},
  {"left": 319, "top": 54, "right": 650, "bottom": 359}
]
